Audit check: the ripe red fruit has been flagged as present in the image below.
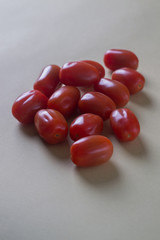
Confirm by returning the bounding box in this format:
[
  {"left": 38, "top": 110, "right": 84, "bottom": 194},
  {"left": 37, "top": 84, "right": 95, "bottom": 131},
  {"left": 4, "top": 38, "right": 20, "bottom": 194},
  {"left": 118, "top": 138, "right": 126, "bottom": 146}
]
[
  {"left": 78, "top": 91, "right": 116, "bottom": 120},
  {"left": 34, "top": 109, "right": 68, "bottom": 144},
  {"left": 112, "top": 67, "right": 145, "bottom": 94},
  {"left": 70, "top": 113, "right": 103, "bottom": 141},
  {"left": 94, "top": 78, "right": 130, "bottom": 107},
  {"left": 82, "top": 60, "right": 105, "bottom": 78},
  {"left": 12, "top": 90, "right": 48, "bottom": 124},
  {"left": 110, "top": 108, "right": 140, "bottom": 141},
  {"left": 59, "top": 61, "right": 100, "bottom": 86},
  {"left": 104, "top": 49, "right": 139, "bottom": 71},
  {"left": 71, "top": 135, "right": 113, "bottom": 167},
  {"left": 48, "top": 86, "right": 80, "bottom": 118},
  {"left": 34, "top": 65, "right": 60, "bottom": 97}
]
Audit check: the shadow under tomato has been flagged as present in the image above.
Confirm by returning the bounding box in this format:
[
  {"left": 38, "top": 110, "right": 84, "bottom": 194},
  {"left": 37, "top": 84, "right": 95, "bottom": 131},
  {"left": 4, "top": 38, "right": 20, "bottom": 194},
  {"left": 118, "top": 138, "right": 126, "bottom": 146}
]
[
  {"left": 66, "top": 112, "right": 80, "bottom": 126},
  {"left": 43, "top": 138, "right": 71, "bottom": 161},
  {"left": 101, "top": 120, "right": 113, "bottom": 139},
  {"left": 19, "top": 122, "right": 72, "bottom": 162},
  {"left": 108, "top": 69, "right": 113, "bottom": 76},
  {"left": 121, "top": 136, "right": 148, "bottom": 159},
  {"left": 78, "top": 85, "right": 94, "bottom": 94},
  {"left": 18, "top": 123, "right": 38, "bottom": 137},
  {"left": 130, "top": 91, "right": 152, "bottom": 107},
  {"left": 74, "top": 161, "right": 119, "bottom": 186}
]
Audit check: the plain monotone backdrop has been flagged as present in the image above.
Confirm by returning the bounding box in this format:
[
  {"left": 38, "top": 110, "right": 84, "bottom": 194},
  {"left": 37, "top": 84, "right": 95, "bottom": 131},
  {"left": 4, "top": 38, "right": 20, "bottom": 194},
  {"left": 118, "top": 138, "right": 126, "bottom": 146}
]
[{"left": 0, "top": 0, "right": 160, "bottom": 239}]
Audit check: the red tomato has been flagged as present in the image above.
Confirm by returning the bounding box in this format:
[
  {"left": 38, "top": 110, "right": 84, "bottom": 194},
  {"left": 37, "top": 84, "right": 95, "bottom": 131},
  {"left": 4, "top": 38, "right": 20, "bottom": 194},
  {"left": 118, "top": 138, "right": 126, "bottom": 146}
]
[
  {"left": 82, "top": 60, "right": 105, "bottom": 78},
  {"left": 71, "top": 135, "right": 113, "bottom": 167},
  {"left": 12, "top": 90, "right": 48, "bottom": 124},
  {"left": 70, "top": 113, "right": 103, "bottom": 141},
  {"left": 104, "top": 49, "right": 139, "bottom": 71},
  {"left": 34, "top": 109, "right": 68, "bottom": 144},
  {"left": 59, "top": 61, "right": 99, "bottom": 86},
  {"left": 94, "top": 78, "right": 130, "bottom": 108},
  {"left": 110, "top": 108, "right": 140, "bottom": 142},
  {"left": 48, "top": 86, "right": 80, "bottom": 118},
  {"left": 112, "top": 67, "right": 145, "bottom": 94},
  {"left": 34, "top": 65, "right": 60, "bottom": 97},
  {"left": 78, "top": 92, "right": 116, "bottom": 120}
]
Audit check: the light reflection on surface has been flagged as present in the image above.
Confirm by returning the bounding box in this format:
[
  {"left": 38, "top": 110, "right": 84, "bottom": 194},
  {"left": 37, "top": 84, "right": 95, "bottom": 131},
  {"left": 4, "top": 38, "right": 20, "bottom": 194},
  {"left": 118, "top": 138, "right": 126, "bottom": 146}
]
[
  {"left": 39, "top": 110, "right": 53, "bottom": 123},
  {"left": 63, "top": 62, "right": 76, "bottom": 69},
  {"left": 99, "top": 78, "right": 115, "bottom": 88},
  {"left": 16, "top": 90, "right": 34, "bottom": 101},
  {"left": 81, "top": 93, "right": 95, "bottom": 101},
  {"left": 74, "top": 116, "right": 84, "bottom": 125},
  {"left": 39, "top": 66, "right": 51, "bottom": 80},
  {"left": 112, "top": 109, "right": 127, "bottom": 121}
]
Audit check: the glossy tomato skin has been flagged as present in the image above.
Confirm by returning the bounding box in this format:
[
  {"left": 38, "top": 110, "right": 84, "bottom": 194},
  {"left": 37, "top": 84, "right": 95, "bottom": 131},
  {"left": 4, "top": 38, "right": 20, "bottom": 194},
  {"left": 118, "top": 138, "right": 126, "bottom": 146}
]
[
  {"left": 110, "top": 108, "right": 140, "bottom": 142},
  {"left": 70, "top": 113, "right": 103, "bottom": 141},
  {"left": 71, "top": 135, "right": 113, "bottom": 167},
  {"left": 12, "top": 90, "right": 48, "bottom": 124},
  {"left": 34, "top": 109, "right": 68, "bottom": 144},
  {"left": 94, "top": 78, "right": 130, "bottom": 108},
  {"left": 112, "top": 67, "right": 145, "bottom": 94},
  {"left": 34, "top": 65, "right": 60, "bottom": 97},
  {"left": 78, "top": 92, "right": 116, "bottom": 120},
  {"left": 104, "top": 49, "right": 139, "bottom": 71},
  {"left": 82, "top": 60, "right": 105, "bottom": 78},
  {"left": 48, "top": 86, "right": 80, "bottom": 118},
  {"left": 59, "top": 61, "right": 100, "bottom": 86}
]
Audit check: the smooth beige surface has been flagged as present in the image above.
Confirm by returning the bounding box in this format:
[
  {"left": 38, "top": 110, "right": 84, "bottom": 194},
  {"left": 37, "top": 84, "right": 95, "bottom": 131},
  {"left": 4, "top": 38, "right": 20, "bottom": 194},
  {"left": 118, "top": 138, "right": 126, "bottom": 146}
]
[{"left": 1, "top": 0, "right": 160, "bottom": 239}]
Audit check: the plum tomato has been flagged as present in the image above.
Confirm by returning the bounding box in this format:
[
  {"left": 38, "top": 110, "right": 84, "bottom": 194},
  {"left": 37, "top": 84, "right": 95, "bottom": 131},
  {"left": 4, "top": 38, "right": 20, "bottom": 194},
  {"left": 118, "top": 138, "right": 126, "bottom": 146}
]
[
  {"left": 71, "top": 135, "right": 113, "bottom": 167},
  {"left": 112, "top": 67, "right": 145, "bottom": 94},
  {"left": 82, "top": 60, "right": 105, "bottom": 78},
  {"left": 110, "top": 108, "right": 140, "bottom": 142},
  {"left": 12, "top": 90, "right": 48, "bottom": 124},
  {"left": 59, "top": 61, "right": 100, "bottom": 86},
  {"left": 70, "top": 113, "right": 103, "bottom": 141},
  {"left": 104, "top": 49, "right": 139, "bottom": 71},
  {"left": 78, "top": 91, "right": 116, "bottom": 120},
  {"left": 94, "top": 78, "right": 130, "bottom": 108},
  {"left": 48, "top": 86, "right": 80, "bottom": 118},
  {"left": 34, "top": 65, "right": 60, "bottom": 97},
  {"left": 34, "top": 109, "right": 68, "bottom": 144}
]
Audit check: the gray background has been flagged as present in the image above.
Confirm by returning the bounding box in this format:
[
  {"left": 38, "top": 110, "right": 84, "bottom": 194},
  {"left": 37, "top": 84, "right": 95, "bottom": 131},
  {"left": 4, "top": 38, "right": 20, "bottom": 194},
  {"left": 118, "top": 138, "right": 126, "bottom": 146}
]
[{"left": 0, "top": 0, "right": 160, "bottom": 239}]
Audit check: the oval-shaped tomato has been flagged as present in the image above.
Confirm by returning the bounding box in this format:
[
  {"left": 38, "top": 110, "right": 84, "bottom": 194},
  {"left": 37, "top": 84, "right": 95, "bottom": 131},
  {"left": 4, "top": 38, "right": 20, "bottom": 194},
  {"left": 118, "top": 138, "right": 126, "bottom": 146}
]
[
  {"left": 48, "top": 86, "right": 80, "bottom": 118},
  {"left": 82, "top": 60, "right": 105, "bottom": 78},
  {"left": 71, "top": 135, "right": 113, "bottom": 167},
  {"left": 104, "top": 49, "right": 139, "bottom": 71},
  {"left": 34, "top": 109, "right": 68, "bottom": 144},
  {"left": 59, "top": 61, "right": 99, "bottom": 86},
  {"left": 110, "top": 108, "right": 140, "bottom": 142},
  {"left": 78, "top": 92, "right": 116, "bottom": 120},
  {"left": 70, "top": 113, "right": 103, "bottom": 141},
  {"left": 12, "top": 90, "right": 48, "bottom": 124},
  {"left": 112, "top": 67, "right": 145, "bottom": 94},
  {"left": 94, "top": 78, "right": 130, "bottom": 108},
  {"left": 34, "top": 65, "right": 60, "bottom": 97}
]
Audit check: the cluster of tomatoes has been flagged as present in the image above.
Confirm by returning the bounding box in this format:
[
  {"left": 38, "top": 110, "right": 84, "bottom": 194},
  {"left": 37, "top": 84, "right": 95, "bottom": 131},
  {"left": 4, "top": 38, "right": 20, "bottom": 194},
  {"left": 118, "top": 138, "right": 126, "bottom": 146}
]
[{"left": 12, "top": 49, "right": 145, "bottom": 167}]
